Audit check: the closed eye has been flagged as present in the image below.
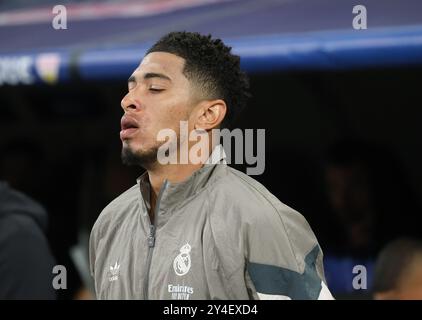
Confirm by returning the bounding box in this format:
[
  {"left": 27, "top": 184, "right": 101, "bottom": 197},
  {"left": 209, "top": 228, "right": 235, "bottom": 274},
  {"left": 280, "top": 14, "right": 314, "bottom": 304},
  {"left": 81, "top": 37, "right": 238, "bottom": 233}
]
[{"left": 149, "top": 87, "right": 164, "bottom": 93}]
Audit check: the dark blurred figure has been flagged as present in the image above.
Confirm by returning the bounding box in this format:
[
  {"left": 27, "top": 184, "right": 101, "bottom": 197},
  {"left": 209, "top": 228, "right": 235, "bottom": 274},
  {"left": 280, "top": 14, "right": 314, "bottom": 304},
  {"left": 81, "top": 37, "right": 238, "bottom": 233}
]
[
  {"left": 0, "top": 141, "right": 44, "bottom": 200},
  {"left": 318, "top": 140, "right": 422, "bottom": 296},
  {"left": 373, "top": 238, "right": 422, "bottom": 300},
  {"left": 0, "top": 140, "right": 82, "bottom": 299},
  {"left": 0, "top": 181, "right": 56, "bottom": 299}
]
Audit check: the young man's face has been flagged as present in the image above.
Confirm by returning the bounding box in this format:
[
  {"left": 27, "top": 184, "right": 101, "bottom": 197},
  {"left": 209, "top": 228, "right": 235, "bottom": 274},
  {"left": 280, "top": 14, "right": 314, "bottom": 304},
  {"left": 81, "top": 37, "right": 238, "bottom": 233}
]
[{"left": 120, "top": 52, "right": 196, "bottom": 168}]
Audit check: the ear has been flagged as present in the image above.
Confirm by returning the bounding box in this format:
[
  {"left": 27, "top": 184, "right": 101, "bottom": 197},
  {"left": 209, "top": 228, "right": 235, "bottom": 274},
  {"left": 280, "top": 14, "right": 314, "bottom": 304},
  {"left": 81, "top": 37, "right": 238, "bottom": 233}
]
[{"left": 193, "top": 99, "right": 227, "bottom": 130}]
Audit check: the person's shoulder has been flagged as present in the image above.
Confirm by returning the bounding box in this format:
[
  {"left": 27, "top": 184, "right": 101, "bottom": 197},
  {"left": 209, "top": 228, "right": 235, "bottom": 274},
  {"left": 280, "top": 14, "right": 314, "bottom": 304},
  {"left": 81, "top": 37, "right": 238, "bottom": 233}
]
[
  {"left": 91, "top": 184, "right": 139, "bottom": 237},
  {"left": 103, "top": 183, "right": 139, "bottom": 212},
  {"left": 213, "top": 165, "right": 302, "bottom": 219},
  {"left": 0, "top": 214, "right": 50, "bottom": 260},
  {"left": 0, "top": 182, "right": 43, "bottom": 213},
  {"left": 0, "top": 214, "right": 39, "bottom": 238},
  {"left": 213, "top": 167, "right": 323, "bottom": 275},
  {"left": 206, "top": 166, "right": 322, "bottom": 275},
  {"left": 209, "top": 166, "right": 317, "bottom": 245},
  {"left": 0, "top": 181, "right": 48, "bottom": 230}
]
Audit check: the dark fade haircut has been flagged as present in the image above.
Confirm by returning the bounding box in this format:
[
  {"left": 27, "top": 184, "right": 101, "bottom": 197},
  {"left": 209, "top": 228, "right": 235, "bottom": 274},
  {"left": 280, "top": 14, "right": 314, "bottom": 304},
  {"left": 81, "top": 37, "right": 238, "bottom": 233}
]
[
  {"left": 146, "top": 31, "right": 250, "bottom": 129},
  {"left": 372, "top": 238, "right": 422, "bottom": 294}
]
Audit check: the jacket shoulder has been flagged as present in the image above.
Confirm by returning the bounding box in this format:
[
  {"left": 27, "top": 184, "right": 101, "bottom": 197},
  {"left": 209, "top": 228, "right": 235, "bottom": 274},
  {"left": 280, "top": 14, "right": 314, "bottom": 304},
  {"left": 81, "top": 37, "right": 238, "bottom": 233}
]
[
  {"left": 211, "top": 166, "right": 321, "bottom": 271},
  {"left": 208, "top": 167, "right": 330, "bottom": 299},
  {"left": 90, "top": 184, "right": 139, "bottom": 243},
  {"left": 89, "top": 184, "right": 141, "bottom": 278},
  {"left": 215, "top": 166, "right": 303, "bottom": 220}
]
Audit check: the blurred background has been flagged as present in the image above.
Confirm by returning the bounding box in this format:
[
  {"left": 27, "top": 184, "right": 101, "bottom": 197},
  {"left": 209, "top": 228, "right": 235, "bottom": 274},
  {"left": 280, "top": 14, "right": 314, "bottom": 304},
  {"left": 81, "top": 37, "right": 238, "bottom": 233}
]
[{"left": 1, "top": 0, "right": 422, "bottom": 299}]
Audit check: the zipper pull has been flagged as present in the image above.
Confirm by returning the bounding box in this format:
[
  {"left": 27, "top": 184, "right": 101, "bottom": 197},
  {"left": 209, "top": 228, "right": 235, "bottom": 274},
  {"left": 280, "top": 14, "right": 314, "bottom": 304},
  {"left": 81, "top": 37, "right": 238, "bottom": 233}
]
[{"left": 148, "top": 225, "right": 156, "bottom": 247}]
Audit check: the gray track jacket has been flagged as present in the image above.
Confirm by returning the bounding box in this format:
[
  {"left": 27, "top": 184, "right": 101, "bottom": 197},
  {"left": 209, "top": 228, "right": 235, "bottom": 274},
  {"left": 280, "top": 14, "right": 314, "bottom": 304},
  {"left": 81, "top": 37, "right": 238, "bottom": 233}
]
[{"left": 89, "top": 145, "right": 333, "bottom": 300}]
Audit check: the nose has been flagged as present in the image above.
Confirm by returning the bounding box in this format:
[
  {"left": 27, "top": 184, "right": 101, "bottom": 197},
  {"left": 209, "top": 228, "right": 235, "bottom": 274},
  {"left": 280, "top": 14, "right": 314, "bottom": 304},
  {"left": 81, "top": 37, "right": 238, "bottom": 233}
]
[{"left": 121, "top": 93, "right": 138, "bottom": 112}]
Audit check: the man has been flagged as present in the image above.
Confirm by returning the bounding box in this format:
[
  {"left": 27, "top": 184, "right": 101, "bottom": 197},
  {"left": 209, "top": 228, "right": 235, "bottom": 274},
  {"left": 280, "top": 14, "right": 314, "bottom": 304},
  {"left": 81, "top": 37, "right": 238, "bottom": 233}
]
[
  {"left": 372, "top": 238, "right": 422, "bottom": 300},
  {"left": 0, "top": 181, "right": 56, "bottom": 299},
  {"left": 89, "top": 32, "right": 332, "bottom": 300}
]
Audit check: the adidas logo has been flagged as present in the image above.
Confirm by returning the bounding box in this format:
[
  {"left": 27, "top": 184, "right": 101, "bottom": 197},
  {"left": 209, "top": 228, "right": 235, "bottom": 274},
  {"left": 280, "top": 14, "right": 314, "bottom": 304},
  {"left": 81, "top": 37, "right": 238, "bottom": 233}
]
[{"left": 109, "top": 261, "right": 120, "bottom": 282}]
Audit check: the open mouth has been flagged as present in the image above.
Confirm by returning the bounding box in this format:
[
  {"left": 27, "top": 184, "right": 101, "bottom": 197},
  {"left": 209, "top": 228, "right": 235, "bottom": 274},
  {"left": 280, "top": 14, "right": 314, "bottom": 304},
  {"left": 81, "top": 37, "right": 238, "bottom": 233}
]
[{"left": 120, "top": 115, "right": 139, "bottom": 139}]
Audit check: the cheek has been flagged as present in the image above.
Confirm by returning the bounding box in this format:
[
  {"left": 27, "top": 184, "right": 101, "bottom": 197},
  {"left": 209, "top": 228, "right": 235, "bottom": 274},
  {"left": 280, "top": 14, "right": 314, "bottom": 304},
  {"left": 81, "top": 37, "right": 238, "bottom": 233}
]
[
  {"left": 142, "top": 94, "right": 191, "bottom": 137},
  {"left": 138, "top": 111, "right": 174, "bottom": 144},
  {"left": 161, "top": 101, "right": 191, "bottom": 128},
  {"left": 169, "top": 101, "right": 191, "bottom": 120}
]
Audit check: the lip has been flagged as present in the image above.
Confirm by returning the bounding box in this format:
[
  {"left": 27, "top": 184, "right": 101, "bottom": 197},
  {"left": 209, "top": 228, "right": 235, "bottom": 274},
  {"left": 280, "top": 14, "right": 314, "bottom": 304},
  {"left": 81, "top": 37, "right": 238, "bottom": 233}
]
[
  {"left": 120, "top": 127, "right": 139, "bottom": 140},
  {"left": 120, "top": 115, "right": 139, "bottom": 140}
]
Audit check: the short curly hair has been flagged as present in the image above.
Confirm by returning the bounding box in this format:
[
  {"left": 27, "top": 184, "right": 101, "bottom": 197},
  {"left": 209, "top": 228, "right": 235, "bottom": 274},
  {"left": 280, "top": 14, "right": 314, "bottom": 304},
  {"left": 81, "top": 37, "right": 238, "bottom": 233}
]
[{"left": 146, "top": 31, "right": 250, "bottom": 129}]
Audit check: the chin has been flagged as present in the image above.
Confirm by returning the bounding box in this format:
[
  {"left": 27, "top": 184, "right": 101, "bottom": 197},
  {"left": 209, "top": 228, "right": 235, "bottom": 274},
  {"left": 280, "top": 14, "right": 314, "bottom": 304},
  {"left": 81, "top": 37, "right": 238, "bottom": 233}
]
[
  {"left": 122, "top": 139, "right": 141, "bottom": 150},
  {"left": 121, "top": 142, "right": 160, "bottom": 169}
]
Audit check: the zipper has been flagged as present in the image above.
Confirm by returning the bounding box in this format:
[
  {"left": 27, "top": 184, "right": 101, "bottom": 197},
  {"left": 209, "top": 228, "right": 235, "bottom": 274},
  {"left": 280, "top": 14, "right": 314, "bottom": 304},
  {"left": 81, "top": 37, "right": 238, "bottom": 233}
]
[{"left": 143, "top": 179, "right": 168, "bottom": 299}]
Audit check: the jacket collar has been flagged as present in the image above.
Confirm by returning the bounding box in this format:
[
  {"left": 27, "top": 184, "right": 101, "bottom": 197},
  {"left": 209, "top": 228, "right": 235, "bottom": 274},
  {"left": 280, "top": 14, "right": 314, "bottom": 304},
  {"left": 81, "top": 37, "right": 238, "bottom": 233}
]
[{"left": 137, "top": 145, "right": 226, "bottom": 226}]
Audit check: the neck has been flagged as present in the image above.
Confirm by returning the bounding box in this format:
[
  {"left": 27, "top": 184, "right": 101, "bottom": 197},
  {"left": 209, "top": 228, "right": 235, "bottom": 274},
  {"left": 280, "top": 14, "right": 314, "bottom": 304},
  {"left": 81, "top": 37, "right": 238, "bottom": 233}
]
[
  {"left": 147, "top": 136, "right": 218, "bottom": 215},
  {"left": 147, "top": 162, "right": 202, "bottom": 223},
  {"left": 147, "top": 162, "right": 203, "bottom": 197},
  {"left": 148, "top": 136, "right": 217, "bottom": 196}
]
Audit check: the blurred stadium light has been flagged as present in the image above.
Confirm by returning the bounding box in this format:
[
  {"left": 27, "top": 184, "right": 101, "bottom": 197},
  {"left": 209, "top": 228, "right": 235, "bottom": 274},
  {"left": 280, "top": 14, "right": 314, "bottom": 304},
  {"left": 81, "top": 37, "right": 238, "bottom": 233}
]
[{"left": 1, "top": 0, "right": 422, "bottom": 85}]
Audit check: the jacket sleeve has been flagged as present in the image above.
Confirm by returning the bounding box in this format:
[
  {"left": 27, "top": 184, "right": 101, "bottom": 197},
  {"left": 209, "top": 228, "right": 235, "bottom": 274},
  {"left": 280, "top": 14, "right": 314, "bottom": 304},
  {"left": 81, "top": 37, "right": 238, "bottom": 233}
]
[{"left": 244, "top": 200, "right": 334, "bottom": 300}]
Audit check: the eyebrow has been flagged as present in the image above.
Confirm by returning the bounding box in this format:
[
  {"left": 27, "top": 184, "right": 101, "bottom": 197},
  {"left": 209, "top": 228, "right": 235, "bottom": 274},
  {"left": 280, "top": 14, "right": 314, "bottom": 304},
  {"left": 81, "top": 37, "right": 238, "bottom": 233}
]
[{"left": 128, "top": 72, "right": 172, "bottom": 84}]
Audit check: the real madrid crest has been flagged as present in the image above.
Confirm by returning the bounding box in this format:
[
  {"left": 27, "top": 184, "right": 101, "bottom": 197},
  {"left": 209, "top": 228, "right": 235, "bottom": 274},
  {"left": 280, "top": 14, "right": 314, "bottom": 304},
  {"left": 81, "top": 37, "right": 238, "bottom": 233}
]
[{"left": 173, "top": 243, "right": 192, "bottom": 276}]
